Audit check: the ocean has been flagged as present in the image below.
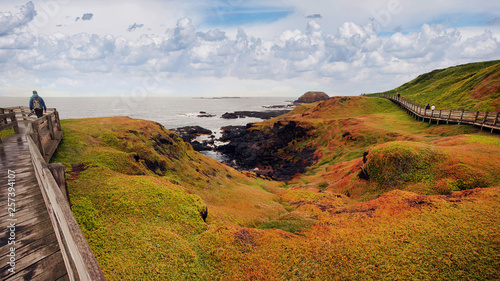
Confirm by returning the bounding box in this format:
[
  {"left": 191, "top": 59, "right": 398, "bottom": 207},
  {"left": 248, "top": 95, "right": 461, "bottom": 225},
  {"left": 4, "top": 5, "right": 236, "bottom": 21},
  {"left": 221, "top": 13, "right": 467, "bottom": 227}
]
[{"left": 2, "top": 96, "right": 294, "bottom": 160}]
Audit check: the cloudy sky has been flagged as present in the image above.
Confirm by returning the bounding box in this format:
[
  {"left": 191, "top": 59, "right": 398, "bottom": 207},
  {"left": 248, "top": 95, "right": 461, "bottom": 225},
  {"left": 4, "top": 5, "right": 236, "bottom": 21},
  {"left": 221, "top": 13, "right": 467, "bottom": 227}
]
[{"left": 1, "top": 0, "right": 499, "bottom": 97}]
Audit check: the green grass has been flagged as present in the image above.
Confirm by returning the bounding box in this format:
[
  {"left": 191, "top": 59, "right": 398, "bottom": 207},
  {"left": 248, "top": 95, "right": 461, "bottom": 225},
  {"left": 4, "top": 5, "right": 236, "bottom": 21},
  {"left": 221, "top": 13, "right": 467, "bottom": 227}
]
[
  {"left": 0, "top": 128, "right": 15, "bottom": 140},
  {"left": 364, "top": 141, "right": 443, "bottom": 187},
  {"left": 52, "top": 79, "right": 500, "bottom": 280},
  {"left": 53, "top": 117, "right": 287, "bottom": 280},
  {"left": 370, "top": 60, "right": 500, "bottom": 111}
]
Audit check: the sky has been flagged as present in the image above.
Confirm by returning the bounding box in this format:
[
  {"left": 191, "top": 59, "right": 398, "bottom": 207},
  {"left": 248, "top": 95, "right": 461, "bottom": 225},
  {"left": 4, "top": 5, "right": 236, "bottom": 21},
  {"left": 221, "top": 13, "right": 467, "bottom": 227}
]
[{"left": 0, "top": 0, "right": 499, "bottom": 98}]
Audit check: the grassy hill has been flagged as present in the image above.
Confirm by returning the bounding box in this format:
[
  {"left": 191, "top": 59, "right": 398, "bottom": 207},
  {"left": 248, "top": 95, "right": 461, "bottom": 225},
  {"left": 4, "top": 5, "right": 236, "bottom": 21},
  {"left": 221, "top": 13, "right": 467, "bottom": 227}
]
[
  {"left": 371, "top": 60, "right": 500, "bottom": 111},
  {"left": 52, "top": 117, "right": 285, "bottom": 279},
  {"left": 52, "top": 61, "right": 500, "bottom": 280}
]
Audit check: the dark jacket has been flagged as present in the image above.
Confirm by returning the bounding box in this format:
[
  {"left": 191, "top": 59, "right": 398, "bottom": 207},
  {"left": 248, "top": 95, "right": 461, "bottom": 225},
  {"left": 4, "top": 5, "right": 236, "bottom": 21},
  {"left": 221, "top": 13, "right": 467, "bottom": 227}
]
[{"left": 29, "top": 94, "right": 47, "bottom": 111}]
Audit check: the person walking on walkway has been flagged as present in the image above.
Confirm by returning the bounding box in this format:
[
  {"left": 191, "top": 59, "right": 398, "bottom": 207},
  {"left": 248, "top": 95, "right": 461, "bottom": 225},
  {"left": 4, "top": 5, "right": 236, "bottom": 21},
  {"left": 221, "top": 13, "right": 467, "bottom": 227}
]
[
  {"left": 29, "top": 90, "right": 47, "bottom": 118},
  {"left": 431, "top": 104, "right": 435, "bottom": 111}
]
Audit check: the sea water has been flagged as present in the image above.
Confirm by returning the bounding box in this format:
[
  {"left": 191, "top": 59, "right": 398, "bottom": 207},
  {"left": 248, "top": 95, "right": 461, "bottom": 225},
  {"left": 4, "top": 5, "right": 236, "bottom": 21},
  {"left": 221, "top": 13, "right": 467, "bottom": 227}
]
[{"left": 1, "top": 96, "right": 294, "bottom": 160}]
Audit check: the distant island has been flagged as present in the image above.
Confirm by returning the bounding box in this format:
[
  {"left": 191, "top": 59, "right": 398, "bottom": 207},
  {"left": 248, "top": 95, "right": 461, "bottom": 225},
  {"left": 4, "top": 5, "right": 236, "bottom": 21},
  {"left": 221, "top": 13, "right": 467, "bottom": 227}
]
[{"left": 294, "top": 91, "right": 329, "bottom": 104}]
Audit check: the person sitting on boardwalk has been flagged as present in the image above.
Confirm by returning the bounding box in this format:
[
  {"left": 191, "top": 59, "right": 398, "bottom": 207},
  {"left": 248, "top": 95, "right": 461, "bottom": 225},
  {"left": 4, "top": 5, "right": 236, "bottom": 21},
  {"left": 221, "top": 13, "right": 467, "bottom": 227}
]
[{"left": 29, "top": 90, "right": 47, "bottom": 118}]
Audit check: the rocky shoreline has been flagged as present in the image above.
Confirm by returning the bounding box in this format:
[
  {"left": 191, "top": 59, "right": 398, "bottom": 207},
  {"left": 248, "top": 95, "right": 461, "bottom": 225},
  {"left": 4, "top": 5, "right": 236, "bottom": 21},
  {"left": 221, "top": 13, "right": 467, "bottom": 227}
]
[
  {"left": 173, "top": 120, "right": 316, "bottom": 181},
  {"left": 171, "top": 94, "right": 331, "bottom": 180}
]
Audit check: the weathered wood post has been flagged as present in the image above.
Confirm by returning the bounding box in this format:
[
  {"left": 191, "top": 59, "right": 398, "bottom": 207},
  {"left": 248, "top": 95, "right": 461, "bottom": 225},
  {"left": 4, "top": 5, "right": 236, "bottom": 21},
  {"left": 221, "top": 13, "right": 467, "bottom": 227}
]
[
  {"left": 54, "top": 109, "right": 62, "bottom": 131},
  {"left": 31, "top": 120, "right": 45, "bottom": 156},
  {"left": 492, "top": 112, "right": 500, "bottom": 133},
  {"left": 8, "top": 110, "right": 20, "bottom": 134},
  {"left": 481, "top": 112, "right": 489, "bottom": 130},
  {"left": 48, "top": 163, "right": 71, "bottom": 206},
  {"left": 47, "top": 113, "right": 56, "bottom": 140}
]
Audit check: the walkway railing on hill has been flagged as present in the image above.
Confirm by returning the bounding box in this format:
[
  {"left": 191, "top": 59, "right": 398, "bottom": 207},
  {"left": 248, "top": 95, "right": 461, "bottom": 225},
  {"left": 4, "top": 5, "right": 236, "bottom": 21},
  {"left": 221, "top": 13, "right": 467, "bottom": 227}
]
[
  {"left": 0, "top": 106, "right": 105, "bottom": 280},
  {"left": 378, "top": 94, "right": 500, "bottom": 133}
]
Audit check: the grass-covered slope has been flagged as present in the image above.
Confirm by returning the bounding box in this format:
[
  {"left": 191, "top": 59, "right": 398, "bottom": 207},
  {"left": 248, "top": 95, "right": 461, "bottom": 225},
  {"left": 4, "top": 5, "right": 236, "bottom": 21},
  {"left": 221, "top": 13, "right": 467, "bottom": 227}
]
[
  {"left": 371, "top": 60, "right": 500, "bottom": 111},
  {"left": 194, "top": 95, "right": 500, "bottom": 279},
  {"left": 266, "top": 96, "right": 500, "bottom": 200},
  {"left": 53, "top": 93, "right": 500, "bottom": 279},
  {"left": 52, "top": 117, "right": 285, "bottom": 279}
]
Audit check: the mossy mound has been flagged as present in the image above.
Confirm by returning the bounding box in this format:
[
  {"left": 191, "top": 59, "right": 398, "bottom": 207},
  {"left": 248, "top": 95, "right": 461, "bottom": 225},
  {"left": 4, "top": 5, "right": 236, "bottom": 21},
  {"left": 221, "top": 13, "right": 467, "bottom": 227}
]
[{"left": 362, "top": 141, "right": 443, "bottom": 187}]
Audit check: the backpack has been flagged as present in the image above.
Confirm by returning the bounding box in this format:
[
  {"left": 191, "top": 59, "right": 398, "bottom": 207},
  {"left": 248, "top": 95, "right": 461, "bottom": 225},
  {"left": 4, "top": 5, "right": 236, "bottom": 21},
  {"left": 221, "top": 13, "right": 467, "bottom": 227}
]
[{"left": 32, "top": 97, "right": 42, "bottom": 110}]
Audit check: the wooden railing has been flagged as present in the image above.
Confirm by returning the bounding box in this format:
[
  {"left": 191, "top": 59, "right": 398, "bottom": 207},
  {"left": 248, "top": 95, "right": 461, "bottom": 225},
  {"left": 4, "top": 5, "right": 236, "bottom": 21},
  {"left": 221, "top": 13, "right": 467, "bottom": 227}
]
[
  {"left": 0, "top": 108, "right": 20, "bottom": 142},
  {"left": 0, "top": 106, "right": 105, "bottom": 280},
  {"left": 0, "top": 106, "right": 64, "bottom": 161},
  {"left": 378, "top": 95, "right": 500, "bottom": 133}
]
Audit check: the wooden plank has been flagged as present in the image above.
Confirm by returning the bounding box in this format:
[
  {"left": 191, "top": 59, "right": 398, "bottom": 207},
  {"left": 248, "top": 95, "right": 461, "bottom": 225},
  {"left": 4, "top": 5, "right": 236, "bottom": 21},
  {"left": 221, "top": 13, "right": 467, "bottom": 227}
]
[
  {"left": 40, "top": 132, "right": 51, "bottom": 148},
  {"left": 5, "top": 250, "right": 68, "bottom": 281},
  {"left": 44, "top": 139, "right": 60, "bottom": 162},
  {"left": 48, "top": 163, "right": 70, "bottom": 205},
  {"left": 0, "top": 122, "right": 16, "bottom": 131},
  {"left": 27, "top": 126, "right": 106, "bottom": 280},
  {"left": 56, "top": 274, "right": 70, "bottom": 281},
  {"left": 0, "top": 220, "right": 58, "bottom": 271}
]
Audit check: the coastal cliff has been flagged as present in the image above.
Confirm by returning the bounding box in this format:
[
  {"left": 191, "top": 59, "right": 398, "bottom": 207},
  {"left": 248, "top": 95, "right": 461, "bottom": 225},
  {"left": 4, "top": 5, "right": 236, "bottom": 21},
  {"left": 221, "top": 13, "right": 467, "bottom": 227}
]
[{"left": 52, "top": 60, "right": 500, "bottom": 280}]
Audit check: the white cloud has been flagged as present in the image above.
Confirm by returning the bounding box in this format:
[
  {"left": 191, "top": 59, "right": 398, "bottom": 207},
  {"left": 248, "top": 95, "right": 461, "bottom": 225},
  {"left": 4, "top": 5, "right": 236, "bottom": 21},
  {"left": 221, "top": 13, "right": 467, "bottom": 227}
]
[
  {"left": 0, "top": 1, "right": 499, "bottom": 97},
  {"left": 0, "top": 1, "right": 36, "bottom": 35},
  {"left": 459, "top": 30, "right": 500, "bottom": 59}
]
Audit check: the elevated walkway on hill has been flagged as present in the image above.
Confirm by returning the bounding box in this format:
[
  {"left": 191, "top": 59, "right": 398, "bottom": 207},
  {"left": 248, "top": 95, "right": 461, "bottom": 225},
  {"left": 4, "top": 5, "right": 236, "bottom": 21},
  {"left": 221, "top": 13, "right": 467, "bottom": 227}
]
[
  {"left": 0, "top": 107, "right": 104, "bottom": 280},
  {"left": 378, "top": 94, "right": 500, "bottom": 133}
]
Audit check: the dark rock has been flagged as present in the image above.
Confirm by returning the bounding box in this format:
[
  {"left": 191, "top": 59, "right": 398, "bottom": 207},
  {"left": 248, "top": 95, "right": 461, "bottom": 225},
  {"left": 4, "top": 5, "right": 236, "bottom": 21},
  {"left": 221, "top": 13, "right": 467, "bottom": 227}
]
[
  {"left": 197, "top": 111, "right": 215, "bottom": 118},
  {"left": 262, "top": 104, "right": 295, "bottom": 109},
  {"left": 172, "top": 126, "right": 213, "bottom": 142},
  {"left": 219, "top": 126, "right": 247, "bottom": 142},
  {"left": 221, "top": 110, "right": 291, "bottom": 120},
  {"left": 358, "top": 151, "right": 370, "bottom": 180},
  {"left": 221, "top": 112, "right": 239, "bottom": 119},
  {"left": 294, "top": 91, "right": 329, "bottom": 104},
  {"left": 199, "top": 207, "right": 208, "bottom": 222},
  {"left": 191, "top": 141, "right": 212, "bottom": 151},
  {"left": 216, "top": 120, "right": 316, "bottom": 181},
  {"left": 234, "top": 110, "right": 291, "bottom": 120}
]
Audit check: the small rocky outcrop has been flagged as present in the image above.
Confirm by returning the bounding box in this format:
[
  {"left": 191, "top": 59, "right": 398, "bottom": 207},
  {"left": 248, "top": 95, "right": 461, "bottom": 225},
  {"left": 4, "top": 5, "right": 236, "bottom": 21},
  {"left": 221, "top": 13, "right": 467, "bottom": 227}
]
[
  {"left": 294, "top": 91, "right": 329, "bottom": 104},
  {"left": 197, "top": 111, "right": 215, "bottom": 118},
  {"left": 221, "top": 112, "right": 239, "bottom": 119},
  {"left": 221, "top": 110, "right": 291, "bottom": 120},
  {"left": 172, "top": 126, "right": 212, "bottom": 143}
]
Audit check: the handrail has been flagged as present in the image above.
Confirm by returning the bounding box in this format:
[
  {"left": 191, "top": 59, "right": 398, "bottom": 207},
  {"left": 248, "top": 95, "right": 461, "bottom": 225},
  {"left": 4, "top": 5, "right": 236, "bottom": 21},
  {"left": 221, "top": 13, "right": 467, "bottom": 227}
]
[
  {"left": 377, "top": 94, "right": 500, "bottom": 133},
  {"left": 0, "top": 108, "right": 20, "bottom": 142},
  {"left": 1, "top": 106, "right": 105, "bottom": 280}
]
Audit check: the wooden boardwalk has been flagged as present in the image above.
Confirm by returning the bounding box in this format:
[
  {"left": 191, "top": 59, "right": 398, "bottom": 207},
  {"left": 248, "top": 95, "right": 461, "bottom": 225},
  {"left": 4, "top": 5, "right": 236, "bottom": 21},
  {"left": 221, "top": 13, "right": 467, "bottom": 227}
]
[
  {"left": 0, "top": 121, "right": 69, "bottom": 280},
  {"left": 0, "top": 107, "right": 105, "bottom": 281},
  {"left": 379, "top": 94, "right": 500, "bottom": 133}
]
